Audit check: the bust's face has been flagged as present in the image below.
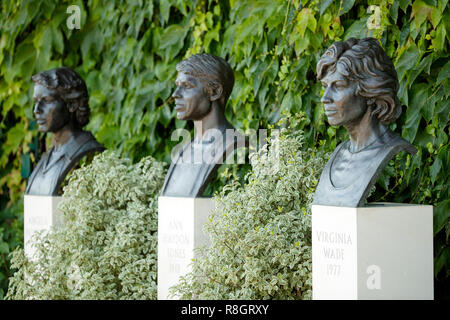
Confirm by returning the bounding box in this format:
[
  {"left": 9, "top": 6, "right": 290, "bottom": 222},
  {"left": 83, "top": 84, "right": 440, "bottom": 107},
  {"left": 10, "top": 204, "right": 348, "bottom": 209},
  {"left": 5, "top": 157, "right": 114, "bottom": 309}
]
[
  {"left": 33, "top": 84, "right": 70, "bottom": 133},
  {"left": 320, "top": 63, "right": 367, "bottom": 127},
  {"left": 172, "top": 72, "right": 211, "bottom": 121}
]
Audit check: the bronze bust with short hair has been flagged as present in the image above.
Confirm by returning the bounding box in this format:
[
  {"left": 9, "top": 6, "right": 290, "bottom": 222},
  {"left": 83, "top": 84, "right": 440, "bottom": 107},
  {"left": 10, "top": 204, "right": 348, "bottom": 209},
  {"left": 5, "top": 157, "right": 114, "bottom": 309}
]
[
  {"left": 26, "top": 67, "right": 105, "bottom": 196},
  {"left": 313, "top": 38, "right": 417, "bottom": 207},
  {"left": 161, "top": 53, "right": 242, "bottom": 197}
]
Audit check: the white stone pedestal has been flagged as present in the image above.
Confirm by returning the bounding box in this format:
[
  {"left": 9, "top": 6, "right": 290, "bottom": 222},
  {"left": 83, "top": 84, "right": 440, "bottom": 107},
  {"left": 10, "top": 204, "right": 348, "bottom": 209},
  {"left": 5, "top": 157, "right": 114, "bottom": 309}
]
[
  {"left": 312, "top": 203, "right": 433, "bottom": 300},
  {"left": 24, "top": 195, "right": 63, "bottom": 259},
  {"left": 157, "top": 196, "right": 215, "bottom": 300}
]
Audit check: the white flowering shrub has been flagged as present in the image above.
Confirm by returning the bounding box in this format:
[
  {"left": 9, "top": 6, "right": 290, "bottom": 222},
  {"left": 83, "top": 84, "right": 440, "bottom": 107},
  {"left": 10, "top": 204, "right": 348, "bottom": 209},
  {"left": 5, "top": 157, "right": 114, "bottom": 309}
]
[
  {"left": 171, "top": 114, "right": 328, "bottom": 300},
  {"left": 6, "top": 151, "right": 165, "bottom": 299}
]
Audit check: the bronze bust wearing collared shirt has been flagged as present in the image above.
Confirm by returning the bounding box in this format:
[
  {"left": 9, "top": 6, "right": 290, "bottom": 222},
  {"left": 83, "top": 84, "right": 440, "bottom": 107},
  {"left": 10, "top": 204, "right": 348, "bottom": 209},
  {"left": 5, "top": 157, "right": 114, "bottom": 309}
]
[
  {"left": 161, "top": 54, "right": 242, "bottom": 197},
  {"left": 25, "top": 67, "right": 104, "bottom": 196}
]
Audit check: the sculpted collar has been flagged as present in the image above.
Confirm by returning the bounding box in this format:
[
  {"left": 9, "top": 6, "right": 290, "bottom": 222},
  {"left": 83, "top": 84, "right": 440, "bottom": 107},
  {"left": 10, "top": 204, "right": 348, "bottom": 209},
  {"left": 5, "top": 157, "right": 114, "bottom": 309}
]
[{"left": 42, "top": 132, "right": 94, "bottom": 173}]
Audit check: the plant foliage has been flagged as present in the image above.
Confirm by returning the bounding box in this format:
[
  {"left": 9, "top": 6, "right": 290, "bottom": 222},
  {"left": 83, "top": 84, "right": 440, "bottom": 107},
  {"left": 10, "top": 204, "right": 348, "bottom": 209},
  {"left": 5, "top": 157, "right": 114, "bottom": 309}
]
[
  {"left": 171, "top": 114, "right": 327, "bottom": 299},
  {"left": 5, "top": 151, "right": 165, "bottom": 299}
]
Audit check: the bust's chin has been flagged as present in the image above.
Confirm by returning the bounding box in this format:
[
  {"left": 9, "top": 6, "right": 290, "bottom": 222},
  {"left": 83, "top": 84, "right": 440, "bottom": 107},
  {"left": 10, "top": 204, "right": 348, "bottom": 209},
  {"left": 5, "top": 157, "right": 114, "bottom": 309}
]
[
  {"left": 176, "top": 112, "right": 188, "bottom": 120},
  {"left": 37, "top": 125, "right": 48, "bottom": 133},
  {"left": 326, "top": 118, "right": 341, "bottom": 127}
]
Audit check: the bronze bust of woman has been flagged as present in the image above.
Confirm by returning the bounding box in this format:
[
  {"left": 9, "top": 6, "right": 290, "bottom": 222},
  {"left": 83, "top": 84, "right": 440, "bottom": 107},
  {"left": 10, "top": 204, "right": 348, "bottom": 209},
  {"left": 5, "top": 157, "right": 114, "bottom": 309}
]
[
  {"left": 313, "top": 38, "right": 416, "bottom": 207},
  {"left": 25, "top": 67, "right": 105, "bottom": 196},
  {"left": 161, "top": 53, "right": 241, "bottom": 197}
]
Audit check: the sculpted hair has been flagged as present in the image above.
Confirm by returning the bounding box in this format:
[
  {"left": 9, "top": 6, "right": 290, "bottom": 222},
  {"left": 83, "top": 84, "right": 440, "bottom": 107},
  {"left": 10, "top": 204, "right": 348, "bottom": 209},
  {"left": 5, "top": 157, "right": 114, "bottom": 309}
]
[
  {"left": 32, "top": 67, "right": 90, "bottom": 127},
  {"left": 317, "top": 37, "right": 402, "bottom": 125},
  {"left": 176, "top": 53, "right": 234, "bottom": 105}
]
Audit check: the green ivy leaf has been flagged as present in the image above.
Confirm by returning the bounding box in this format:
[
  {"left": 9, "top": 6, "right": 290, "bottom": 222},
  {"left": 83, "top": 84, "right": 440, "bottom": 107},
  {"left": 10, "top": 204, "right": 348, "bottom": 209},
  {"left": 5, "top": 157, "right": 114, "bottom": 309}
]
[
  {"left": 160, "top": 1, "right": 171, "bottom": 24},
  {"left": 340, "top": 0, "right": 356, "bottom": 16},
  {"left": 343, "top": 17, "right": 369, "bottom": 40},
  {"left": 436, "top": 61, "right": 450, "bottom": 84},
  {"left": 319, "top": 0, "right": 333, "bottom": 15},
  {"left": 296, "top": 8, "right": 316, "bottom": 38},
  {"left": 399, "top": 0, "right": 411, "bottom": 12},
  {"left": 395, "top": 43, "right": 420, "bottom": 83},
  {"left": 411, "top": 0, "right": 434, "bottom": 28},
  {"left": 432, "top": 23, "right": 447, "bottom": 51},
  {"left": 403, "top": 84, "right": 427, "bottom": 142},
  {"left": 434, "top": 246, "right": 449, "bottom": 277},
  {"left": 0, "top": 242, "right": 9, "bottom": 254},
  {"left": 430, "top": 157, "right": 442, "bottom": 184}
]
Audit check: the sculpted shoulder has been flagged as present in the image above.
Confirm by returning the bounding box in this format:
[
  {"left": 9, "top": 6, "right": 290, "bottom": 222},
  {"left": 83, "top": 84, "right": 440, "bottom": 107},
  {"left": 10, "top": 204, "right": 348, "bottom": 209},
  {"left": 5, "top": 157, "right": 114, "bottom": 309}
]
[{"left": 70, "top": 131, "right": 105, "bottom": 159}]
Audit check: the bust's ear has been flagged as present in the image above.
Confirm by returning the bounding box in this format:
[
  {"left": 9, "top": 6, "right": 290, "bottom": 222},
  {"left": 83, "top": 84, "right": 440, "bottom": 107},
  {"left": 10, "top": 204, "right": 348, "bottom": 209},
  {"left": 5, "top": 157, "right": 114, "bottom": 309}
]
[
  {"left": 209, "top": 82, "right": 223, "bottom": 102},
  {"left": 66, "top": 101, "right": 76, "bottom": 113}
]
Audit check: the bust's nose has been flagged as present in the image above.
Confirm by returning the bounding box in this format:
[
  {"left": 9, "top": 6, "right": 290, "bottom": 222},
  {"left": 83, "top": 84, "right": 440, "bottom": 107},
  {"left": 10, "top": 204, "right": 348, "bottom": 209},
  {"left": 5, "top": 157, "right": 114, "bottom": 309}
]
[
  {"left": 33, "top": 100, "right": 43, "bottom": 115},
  {"left": 321, "top": 88, "right": 333, "bottom": 104},
  {"left": 172, "top": 86, "right": 181, "bottom": 99}
]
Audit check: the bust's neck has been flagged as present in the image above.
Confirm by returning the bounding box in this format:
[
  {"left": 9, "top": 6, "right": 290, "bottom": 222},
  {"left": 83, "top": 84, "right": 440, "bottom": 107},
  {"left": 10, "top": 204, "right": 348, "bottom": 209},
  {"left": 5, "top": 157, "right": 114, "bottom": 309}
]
[
  {"left": 345, "top": 111, "right": 387, "bottom": 153},
  {"left": 193, "top": 102, "right": 231, "bottom": 143},
  {"left": 51, "top": 123, "right": 81, "bottom": 149}
]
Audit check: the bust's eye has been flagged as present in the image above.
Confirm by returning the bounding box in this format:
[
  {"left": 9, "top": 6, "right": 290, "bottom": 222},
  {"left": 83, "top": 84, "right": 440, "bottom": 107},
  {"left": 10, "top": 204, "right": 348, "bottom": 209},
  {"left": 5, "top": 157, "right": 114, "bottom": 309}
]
[
  {"left": 183, "top": 82, "right": 194, "bottom": 89},
  {"left": 334, "top": 81, "right": 347, "bottom": 90}
]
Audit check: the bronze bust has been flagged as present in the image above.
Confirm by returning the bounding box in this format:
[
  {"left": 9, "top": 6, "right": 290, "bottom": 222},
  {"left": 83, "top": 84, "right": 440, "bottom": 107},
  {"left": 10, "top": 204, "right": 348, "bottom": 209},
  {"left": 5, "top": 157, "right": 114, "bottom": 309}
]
[
  {"left": 313, "top": 38, "right": 417, "bottom": 207},
  {"left": 25, "top": 67, "right": 105, "bottom": 196},
  {"left": 161, "top": 53, "right": 242, "bottom": 197}
]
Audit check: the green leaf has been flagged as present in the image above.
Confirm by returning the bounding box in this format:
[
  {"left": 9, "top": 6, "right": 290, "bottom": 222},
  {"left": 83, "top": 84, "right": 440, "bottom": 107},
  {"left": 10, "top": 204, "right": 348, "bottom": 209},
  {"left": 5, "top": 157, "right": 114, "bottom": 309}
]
[
  {"left": 159, "top": 25, "right": 188, "bottom": 61},
  {"left": 51, "top": 24, "right": 64, "bottom": 55},
  {"left": 160, "top": 1, "right": 171, "bottom": 24},
  {"left": 403, "top": 83, "right": 427, "bottom": 142},
  {"left": 96, "top": 125, "right": 121, "bottom": 148},
  {"left": 296, "top": 8, "right": 316, "bottom": 38},
  {"left": 81, "top": 27, "right": 103, "bottom": 62},
  {"left": 390, "top": 0, "right": 400, "bottom": 23},
  {"left": 395, "top": 43, "right": 420, "bottom": 83},
  {"left": 235, "top": 15, "right": 260, "bottom": 46},
  {"left": 436, "top": 61, "right": 450, "bottom": 84},
  {"left": 4, "top": 124, "right": 25, "bottom": 154},
  {"left": 430, "top": 6, "right": 442, "bottom": 28},
  {"left": 159, "top": 25, "right": 187, "bottom": 49},
  {"left": 408, "top": 53, "right": 433, "bottom": 86},
  {"left": 313, "top": 103, "right": 324, "bottom": 131},
  {"left": 434, "top": 246, "right": 448, "bottom": 277},
  {"left": 399, "top": 0, "right": 411, "bottom": 12},
  {"left": 13, "top": 42, "right": 35, "bottom": 70},
  {"left": 118, "top": 37, "right": 138, "bottom": 66},
  {"left": 432, "top": 23, "right": 446, "bottom": 51},
  {"left": 295, "top": 36, "right": 310, "bottom": 56},
  {"left": 34, "top": 25, "right": 52, "bottom": 66},
  {"left": 319, "top": 0, "right": 333, "bottom": 15},
  {"left": 376, "top": 168, "right": 391, "bottom": 191},
  {"left": 411, "top": 0, "right": 434, "bottom": 28},
  {"left": 0, "top": 242, "right": 9, "bottom": 254},
  {"left": 430, "top": 157, "right": 442, "bottom": 184},
  {"left": 340, "top": 0, "right": 356, "bottom": 15},
  {"left": 343, "top": 17, "right": 368, "bottom": 40}
]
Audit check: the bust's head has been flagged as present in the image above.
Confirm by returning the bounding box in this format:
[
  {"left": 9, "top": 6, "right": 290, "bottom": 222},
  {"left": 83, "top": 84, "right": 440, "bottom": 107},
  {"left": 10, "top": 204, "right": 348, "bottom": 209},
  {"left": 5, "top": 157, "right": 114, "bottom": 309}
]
[
  {"left": 317, "top": 38, "right": 401, "bottom": 127},
  {"left": 172, "top": 53, "right": 234, "bottom": 121},
  {"left": 32, "top": 67, "right": 89, "bottom": 133}
]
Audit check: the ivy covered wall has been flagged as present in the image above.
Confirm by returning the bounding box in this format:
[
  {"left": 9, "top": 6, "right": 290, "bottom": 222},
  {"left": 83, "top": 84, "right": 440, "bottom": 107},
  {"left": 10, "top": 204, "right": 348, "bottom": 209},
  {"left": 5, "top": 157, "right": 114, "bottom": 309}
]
[{"left": 0, "top": 0, "right": 448, "bottom": 298}]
